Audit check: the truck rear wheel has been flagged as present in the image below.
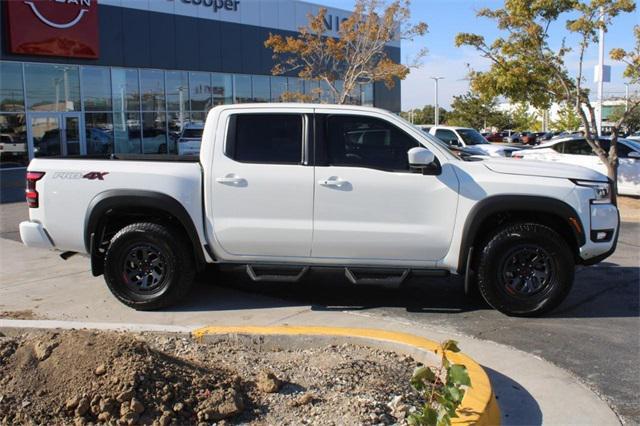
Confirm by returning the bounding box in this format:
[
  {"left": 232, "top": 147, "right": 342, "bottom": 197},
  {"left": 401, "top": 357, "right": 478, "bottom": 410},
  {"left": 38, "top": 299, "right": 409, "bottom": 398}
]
[
  {"left": 103, "top": 222, "right": 195, "bottom": 310},
  {"left": 477, "top": 223, "right": 574, "bottom": 317}
]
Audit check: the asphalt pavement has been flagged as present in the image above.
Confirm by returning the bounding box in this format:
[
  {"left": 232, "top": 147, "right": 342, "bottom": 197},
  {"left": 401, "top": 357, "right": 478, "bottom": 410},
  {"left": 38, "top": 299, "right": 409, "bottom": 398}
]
[{"left": 1, "top": 201, "right": 638, "bottom": 424}]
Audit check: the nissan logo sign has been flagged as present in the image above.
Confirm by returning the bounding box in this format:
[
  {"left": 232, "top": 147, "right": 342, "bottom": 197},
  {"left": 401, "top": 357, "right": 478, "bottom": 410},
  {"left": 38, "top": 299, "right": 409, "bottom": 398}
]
[{"left": 24, "top": 0, "right": 92, "bottom": 29}]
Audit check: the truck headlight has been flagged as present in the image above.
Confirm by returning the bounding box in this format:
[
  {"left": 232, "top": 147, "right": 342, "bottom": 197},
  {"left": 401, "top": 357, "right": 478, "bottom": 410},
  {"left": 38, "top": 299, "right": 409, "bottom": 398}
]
[{"left": 572, "top": 180, "right": 611, "bottom": 204}]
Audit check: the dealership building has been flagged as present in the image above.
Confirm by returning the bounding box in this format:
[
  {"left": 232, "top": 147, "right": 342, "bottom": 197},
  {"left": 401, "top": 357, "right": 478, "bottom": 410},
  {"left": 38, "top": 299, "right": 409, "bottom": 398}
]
[{"left": 0, "top": 0, "right": 401, "bottom": 186}]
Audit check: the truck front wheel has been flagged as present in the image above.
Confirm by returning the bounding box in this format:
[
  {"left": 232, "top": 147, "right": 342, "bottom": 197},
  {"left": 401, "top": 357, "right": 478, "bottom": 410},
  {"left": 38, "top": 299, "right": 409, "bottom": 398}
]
[
  {"left": 477, "top": 223, "right": 574, "bottom": 317},
  {"left": 103, "top": 222, "right": 195, "bottom": 310}
]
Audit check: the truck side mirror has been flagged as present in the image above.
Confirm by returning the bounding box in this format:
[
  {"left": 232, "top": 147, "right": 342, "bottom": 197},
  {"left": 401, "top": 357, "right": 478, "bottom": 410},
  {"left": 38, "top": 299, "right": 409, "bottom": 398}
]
[{"left": 408, "top": 147, "right": 440, "bottom": 175}]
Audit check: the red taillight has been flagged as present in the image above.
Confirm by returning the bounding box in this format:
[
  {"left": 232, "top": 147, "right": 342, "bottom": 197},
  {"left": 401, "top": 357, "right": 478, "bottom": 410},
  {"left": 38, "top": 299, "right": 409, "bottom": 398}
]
[{"left": 26, "top": 171, "right": 45, "bottom": 208}]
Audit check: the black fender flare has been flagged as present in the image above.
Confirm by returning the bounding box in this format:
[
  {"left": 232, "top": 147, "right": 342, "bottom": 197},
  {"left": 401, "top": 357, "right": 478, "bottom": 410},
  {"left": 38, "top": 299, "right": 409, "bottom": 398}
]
[
  {"left": 85, "top": 190, "right": 207, "bottom": 275},
  {"left": 457, "top": 195, "right": 585, "bottom": 274}
]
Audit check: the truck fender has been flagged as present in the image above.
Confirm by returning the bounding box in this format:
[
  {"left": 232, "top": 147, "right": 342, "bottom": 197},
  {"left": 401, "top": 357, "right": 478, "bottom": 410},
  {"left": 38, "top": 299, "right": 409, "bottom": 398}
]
[
  {"left": 84, "top": 190, "right": 207, "bottom": 276},
  {"left": 457, "top": 195, "right": 585, "bottom": 274}
]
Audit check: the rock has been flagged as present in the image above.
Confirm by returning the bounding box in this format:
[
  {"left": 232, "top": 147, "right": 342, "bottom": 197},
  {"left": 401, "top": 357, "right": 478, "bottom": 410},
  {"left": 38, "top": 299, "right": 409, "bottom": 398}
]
[
  {"left": 34, "top": 341, "right": 57, "bottom": 361},
  {"left": 75, "top": 397, "right": 90, "bottom": 416},
  {"left": 387, "top": 395, "right": 410, "bottom": 419},
  {"left": 94, "top": 364, "right": 107, "bottom": 376},
  {"left": 65, "top": 396, "right": 81, "bottom": 411},
  {"left": 99, "top": 397, "right": 116, "bottom": 414},
  {"left": 158, "top": 413, "right": 172, "bottom": 426},
  {"left": 172, "top": 402, "right": 184, "bottom": 412},
  {"left": 116, "top": 390, "right": 134, "bottom": 403},
  {"left": 130, "top": 398, "right": 144, "bottom": 415},
  {"left": 196, "top": 389, "right": 244, "bottom": 421},
  {"left": 97, "top": 412, "right": 112, "bottom": 422},
  {"left": 256, "top": 371, "right": 281, "bottom": 393},
  {"left": 292, "top": 393, "right": 315, "bottom": 406},
  {"left": 74, "top": 417, "right": 86, "bottom": 426}
]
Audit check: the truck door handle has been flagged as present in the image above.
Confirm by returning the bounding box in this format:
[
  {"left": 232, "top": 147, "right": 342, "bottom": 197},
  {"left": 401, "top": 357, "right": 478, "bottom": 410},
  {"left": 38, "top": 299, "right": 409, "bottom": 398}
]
[
  {"left": 318, "top": 178, "right": 348, "bottom": 187},
  {"left": 216, "top": 174, "right": 246, "bottom": 185}
]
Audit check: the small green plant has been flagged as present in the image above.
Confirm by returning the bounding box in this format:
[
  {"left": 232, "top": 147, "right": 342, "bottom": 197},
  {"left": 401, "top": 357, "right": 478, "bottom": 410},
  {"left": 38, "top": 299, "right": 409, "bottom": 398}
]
[{"left": 408, "top": 340, "right": 471, "bottom": 426}]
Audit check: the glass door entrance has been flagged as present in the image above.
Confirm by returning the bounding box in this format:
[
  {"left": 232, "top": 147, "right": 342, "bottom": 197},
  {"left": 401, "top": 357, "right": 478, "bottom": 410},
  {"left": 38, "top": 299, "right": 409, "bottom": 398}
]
[{"left": 29, "top": 113, "right": 84, "bottom": 158}]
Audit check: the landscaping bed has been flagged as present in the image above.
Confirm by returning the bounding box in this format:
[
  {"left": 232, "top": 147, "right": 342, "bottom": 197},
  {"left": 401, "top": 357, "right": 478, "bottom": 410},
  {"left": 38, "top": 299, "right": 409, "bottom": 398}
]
[{"left": 0, "top": 329, "right": 422, "bottom": 425}]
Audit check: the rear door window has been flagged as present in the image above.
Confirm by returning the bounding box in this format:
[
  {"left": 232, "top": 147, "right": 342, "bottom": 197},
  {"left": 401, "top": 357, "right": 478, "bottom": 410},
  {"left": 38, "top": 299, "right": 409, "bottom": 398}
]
[
  {"left": 434, "top": 129, "right": 459, "bottom": 146},
  {"left": 226, "top": 114, "right": 303, "bottom": 164}
]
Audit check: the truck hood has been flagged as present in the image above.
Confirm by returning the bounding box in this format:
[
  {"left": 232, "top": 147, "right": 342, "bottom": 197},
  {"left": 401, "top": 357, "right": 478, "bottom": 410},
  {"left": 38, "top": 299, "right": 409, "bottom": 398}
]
[
  {"left": 473, "top": 144, "right": 520, "bottom": 157},
  {"left": 483, "top": 158, "right": 608, "bottom": 181}
]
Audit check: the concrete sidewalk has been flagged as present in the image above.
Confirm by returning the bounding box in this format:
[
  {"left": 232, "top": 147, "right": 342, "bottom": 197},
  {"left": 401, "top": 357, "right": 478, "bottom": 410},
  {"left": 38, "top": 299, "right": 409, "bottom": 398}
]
[{"left": 0, "top": 238, "right": 621, "bottom": 425}]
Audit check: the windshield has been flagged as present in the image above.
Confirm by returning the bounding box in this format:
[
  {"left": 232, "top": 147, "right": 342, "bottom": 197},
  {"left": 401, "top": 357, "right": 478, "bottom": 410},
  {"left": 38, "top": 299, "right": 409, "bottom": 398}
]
[
  {"left": 182, "top": 128, "right": 203, "bottom": 138},
  {"left": 457, "top": 128, "right": 489, "bottom": 145}
]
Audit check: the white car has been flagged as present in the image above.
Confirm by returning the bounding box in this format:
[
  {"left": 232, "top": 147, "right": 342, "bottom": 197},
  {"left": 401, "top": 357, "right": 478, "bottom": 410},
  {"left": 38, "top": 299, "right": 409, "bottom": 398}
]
[
  {"left": 428, "top": 126, "right": 520, "bottom": 157},
  {"left": 513, "top": 137, "right": 640, "bottom": 196},
  {"left": 20, "top": 103, "right": 619, "bottom": 317},
  {"left": 177, "top": 123, "right": 204, "bottom": 156}
]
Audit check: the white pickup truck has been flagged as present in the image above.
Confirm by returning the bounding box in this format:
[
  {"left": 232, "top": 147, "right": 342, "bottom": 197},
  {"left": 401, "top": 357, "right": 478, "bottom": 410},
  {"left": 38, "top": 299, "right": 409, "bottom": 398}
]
[{"left": 20, "top": 104, "right": 619, "bottom": 316}]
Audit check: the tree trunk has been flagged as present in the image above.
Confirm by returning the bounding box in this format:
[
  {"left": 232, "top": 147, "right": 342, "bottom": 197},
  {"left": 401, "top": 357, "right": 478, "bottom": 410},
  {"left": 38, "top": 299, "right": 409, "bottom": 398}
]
[{"left": 606, "top": 160, "right": 618, "bottom": 205}]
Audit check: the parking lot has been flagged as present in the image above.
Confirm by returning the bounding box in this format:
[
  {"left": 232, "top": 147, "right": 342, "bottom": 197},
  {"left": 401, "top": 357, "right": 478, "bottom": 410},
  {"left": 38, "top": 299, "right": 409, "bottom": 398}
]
[{"left": 1, "top": 200, "right": 638, "bottom": 423}]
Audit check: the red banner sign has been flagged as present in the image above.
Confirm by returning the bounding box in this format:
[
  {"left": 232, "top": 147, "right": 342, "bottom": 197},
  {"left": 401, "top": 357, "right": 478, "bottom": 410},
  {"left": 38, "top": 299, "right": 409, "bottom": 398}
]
[{"left": 6, "top": 0, "right": 99, "bottom": 59}]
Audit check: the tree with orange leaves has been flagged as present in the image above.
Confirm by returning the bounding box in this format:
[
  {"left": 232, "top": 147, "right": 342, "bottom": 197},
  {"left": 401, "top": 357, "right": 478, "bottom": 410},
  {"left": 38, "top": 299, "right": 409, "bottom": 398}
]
[{"left": 264, "top": 0, "right": 427, "bottom": 104}]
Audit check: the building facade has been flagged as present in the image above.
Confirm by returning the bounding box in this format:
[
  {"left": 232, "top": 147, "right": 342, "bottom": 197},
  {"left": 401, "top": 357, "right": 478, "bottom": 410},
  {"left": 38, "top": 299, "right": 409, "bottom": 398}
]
[{"left": 0, "top": 0, "right": 401, "bottom": 180}]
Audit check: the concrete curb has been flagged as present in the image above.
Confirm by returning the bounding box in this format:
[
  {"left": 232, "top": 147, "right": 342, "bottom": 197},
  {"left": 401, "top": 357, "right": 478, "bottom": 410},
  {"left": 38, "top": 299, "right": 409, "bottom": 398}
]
[{"left": 193, "top": 325, "right": 501, "bottom": 426}]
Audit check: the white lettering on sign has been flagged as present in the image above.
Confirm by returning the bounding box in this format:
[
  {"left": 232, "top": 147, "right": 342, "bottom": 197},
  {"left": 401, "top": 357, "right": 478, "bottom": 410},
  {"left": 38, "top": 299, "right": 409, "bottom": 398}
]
[
  {"left": 167, "top": 0, "right": 240, "bottom": 14},
  {"left": 24, "top": 0, "right": 91, "bottom": 29}
]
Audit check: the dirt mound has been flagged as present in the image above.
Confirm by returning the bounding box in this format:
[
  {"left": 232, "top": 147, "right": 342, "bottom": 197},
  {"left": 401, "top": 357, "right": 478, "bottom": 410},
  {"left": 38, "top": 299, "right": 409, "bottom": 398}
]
[
  {"left": 0, "top": 330, "right": 421, "bottom": 425},
  {"left": 0, "top": 330, "right": 242, "bottom": 425}
]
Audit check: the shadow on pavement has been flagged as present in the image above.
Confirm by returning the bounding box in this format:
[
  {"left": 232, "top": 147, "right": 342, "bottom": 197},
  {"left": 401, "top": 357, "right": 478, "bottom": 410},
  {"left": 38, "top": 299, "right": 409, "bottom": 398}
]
[
  {"left": 169, "top": 263, "right": 639, "bottom": 320},
  {"left": 484, "top": 366, "right": 543, "bottom": 426}
]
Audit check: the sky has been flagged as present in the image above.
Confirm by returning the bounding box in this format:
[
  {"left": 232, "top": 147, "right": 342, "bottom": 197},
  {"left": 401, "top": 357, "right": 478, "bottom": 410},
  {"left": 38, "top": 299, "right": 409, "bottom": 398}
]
[{"left": 317, "top": 0, "right": 639, "bottom": 110}]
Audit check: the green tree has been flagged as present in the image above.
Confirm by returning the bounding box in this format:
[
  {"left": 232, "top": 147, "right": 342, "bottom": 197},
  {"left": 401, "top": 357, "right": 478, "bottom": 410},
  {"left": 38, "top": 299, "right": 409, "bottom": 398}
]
[
  {"left": 607, "top": 103, "right": 640, "bottom": 133},
  {"left": 455, "top": 0, "right": 636, "bottom": 195},
  {"left": 401, "top": 105, "right": 448, "bottom": 124},
  {"left": 552, "top": 102, "right": 583, "bottom": 131},
  {"left": 510, "top": 103, "right": 542, "bottom": 131},
  {"left": 446, "top": 92, "right": 511, "bottom": 130}
]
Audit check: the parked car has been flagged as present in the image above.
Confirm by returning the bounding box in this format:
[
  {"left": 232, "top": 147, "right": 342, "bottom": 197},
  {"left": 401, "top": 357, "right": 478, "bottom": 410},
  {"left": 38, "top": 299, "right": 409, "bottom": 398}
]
[
  {"left": 429, "top": 126, "right": 521, "bottom": 157},
  {"left": 484, "top": 132, "right": 504, "bottom": 143},
  {"left": 627, "top": 131, "right": 640, "bottom": 142},
  {"left": 177, "top": 123, "right": 204, "bottom": 156},
  {"left": 503, "top": 131, "right": 521, "bottom": 144},
  {"left": 520, "top": 131, "right": 538, "bottom": 145},
  {"left": 513, "top": 136, "right": 640, "bottom": 196},
  {"left": 20, "top": 103, "right": 619, "bottom": 317}
]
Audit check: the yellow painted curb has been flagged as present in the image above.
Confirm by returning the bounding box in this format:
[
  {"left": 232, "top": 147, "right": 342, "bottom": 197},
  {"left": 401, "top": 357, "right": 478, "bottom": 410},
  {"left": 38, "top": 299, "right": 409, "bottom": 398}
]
[{"left": 192, "top": 325, "right": 500, "bottom": 425}]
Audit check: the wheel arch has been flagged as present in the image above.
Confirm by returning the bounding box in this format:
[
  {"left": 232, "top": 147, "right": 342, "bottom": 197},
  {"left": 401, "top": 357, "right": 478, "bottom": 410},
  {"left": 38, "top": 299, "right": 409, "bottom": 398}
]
[
  {"left": 85, "top": 189, "right": 207, "bottom": 276},
  {"left": 458, "top": 195, "right": 585, "bottom": 275}
]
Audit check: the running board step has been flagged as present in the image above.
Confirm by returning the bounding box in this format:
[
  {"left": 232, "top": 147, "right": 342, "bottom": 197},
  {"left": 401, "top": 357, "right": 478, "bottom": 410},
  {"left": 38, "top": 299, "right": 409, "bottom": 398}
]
[
  {"left": 246, "top": 265, "right": 309, "bottom": 283},
  {"left": 344, "top": 267, "right": 410, "bottom": 288}
]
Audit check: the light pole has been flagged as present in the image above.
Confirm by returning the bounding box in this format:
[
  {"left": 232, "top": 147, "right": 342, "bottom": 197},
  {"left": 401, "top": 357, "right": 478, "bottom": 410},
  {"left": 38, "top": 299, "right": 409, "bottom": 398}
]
[
  {"left": 596, "top": 6, "right": 605, "bottom": 136},
  {"left": 430, "top": 77, "right": 444, "bottom": 125},
  {"left": 624, "top": 83, "right": 630, "bottom": 112}
]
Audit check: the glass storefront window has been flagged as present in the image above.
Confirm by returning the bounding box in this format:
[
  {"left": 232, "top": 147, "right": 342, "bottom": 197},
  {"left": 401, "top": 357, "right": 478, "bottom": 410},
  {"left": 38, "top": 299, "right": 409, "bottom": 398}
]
[
  {"left": 212, "top": 73, "right": 232, "bottom": 106},
  {"left": 0, "top": 62, "right": 25, "bottom": 112},
  {"left": 82, "top": 67, "right": 112, "bottom": 112},
  {"left": 189, "top": 111, "right": 206, "bottom": 124},
  {"left": 320, "top": 80, "right": 334, "bottom": 103},
  {"left": 234, "top": 75, "right": 252, "bottom": 103},
  {"left": 362, "top": 83, "right": 374, "bottom": 106},
  {"left": 85, "top": 113, "right": 114, "bottom": 155},
  {"left": 112, "top": 68, "right": 140, "bottom": 112},
  {"left": 305, "top": 80, "right": 320, "bottom": 101},
  {"left": 140, "top": 69, "right": 165, "bottom": 112},
  {"left": 166, "top": 71, "right": 189, "bottom": 112},
  {"left": 142, "top": 112, "right": 168, "bottom": 154},
  {"left": 270, "top": 76, "right": 287, "bottom": 102},
  {"left": 189, "top": 72, "right": 211, "bottom": 112},
  {"left": 25, "top": 63, "right": 80, "bottom": 112},
  {"left": 252, "top": 75, "right": 270, "bottom": 103},
  {"left": 287, "top": 77, "right": 305, "bottom": 101},
  {"left": 0, "top": 113, "right": 28, "bottom": 167},
  {"left": 113, "top": 111, "right": 141, "bottom": 154}
]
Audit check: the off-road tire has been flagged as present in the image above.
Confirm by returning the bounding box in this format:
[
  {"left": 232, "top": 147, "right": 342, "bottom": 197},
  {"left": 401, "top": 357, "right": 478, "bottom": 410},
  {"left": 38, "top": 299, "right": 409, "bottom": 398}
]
[
  {"left": 103, "top": 222, "right": 195, "bottom": 310},
  {"left": 477, "top": 223, "right": 574, "bottom": 317}
]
